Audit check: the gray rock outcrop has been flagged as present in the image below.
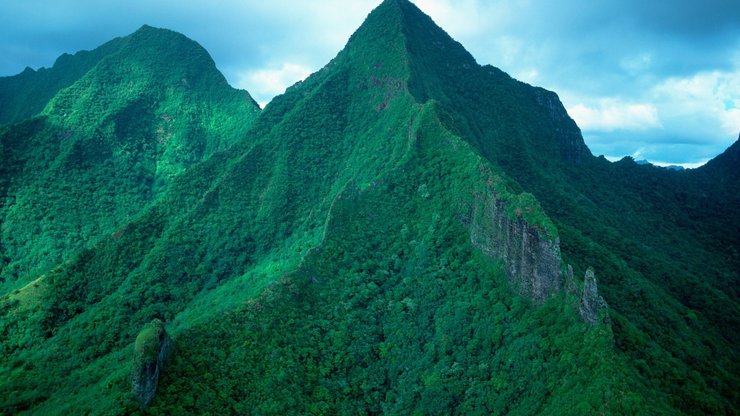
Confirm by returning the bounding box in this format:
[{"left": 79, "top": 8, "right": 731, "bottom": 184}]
[
  {"left": 579, "top": 268, "right": 609, "bottom": 325},
  {"left": 470, "top": 190, "right": 562, "bottom": 303},
  {"left": 532, "top": 88, "right": 592, "bottom": 164},
  {"left": 131, "top": 319, "right": 172, "bottom": 409},
  {"left": 564, "top": 264, "right": 577, "bottom": 296}
]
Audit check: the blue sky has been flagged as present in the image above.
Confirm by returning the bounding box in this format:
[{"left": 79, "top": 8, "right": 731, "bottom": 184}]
[{"left": 1, "top": 0, "right": 738, "bottom": 166}]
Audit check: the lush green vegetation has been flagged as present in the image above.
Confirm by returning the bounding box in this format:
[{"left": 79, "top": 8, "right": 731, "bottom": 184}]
[
  {"left": 0, "top": 25, "right": 260, "bottom": 291},
  {"left": 390, "top": 1, "right": 739, "bottom": 412},
  {"left": 0, "top": 37, "right": 125, "bottom": 126},
  {"left": 134, "top": 319, "right": 167, "bottom": 368},
  {"left": 0, "top": 1, "right": 737, "bottom": 415}
]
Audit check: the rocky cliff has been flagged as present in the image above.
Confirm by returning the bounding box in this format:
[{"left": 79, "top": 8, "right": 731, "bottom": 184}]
[
  {"left": 579, "top": 269, "right": 609, "bottom": 325},
  {"left": 469, "top": 183, "right": 562, "bottom": 303},
  {"left": 532, "top": 88, "right": 592, "bottom": 164},
  {"left": 131, "top": 319, "right": 172, "bottom": 408}
]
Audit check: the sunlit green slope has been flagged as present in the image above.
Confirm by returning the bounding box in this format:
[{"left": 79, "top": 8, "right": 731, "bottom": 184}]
[{"left": 0, "top": 1, "right": 737, "bottom": 415}]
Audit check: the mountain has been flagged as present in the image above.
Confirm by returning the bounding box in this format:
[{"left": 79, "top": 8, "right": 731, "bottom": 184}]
[
  {"left": 0, "top": 25, "right": 260, "bottom": 290},
  {"left": 701, "top": 135, "right": 740, "bottom": 177},
  {"left": 635, "top": 159, "right": 685, "bottom": 171},
  {"left": 0, "top": 38, "right": 124, "bottom": 127},
  {"left": 1, "top": 1, "right": 737, "bottom": 414}
]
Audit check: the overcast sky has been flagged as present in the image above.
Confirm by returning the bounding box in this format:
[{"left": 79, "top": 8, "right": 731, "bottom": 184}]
[{"left": 1, "top": 0, "right": 738, "bottom": 166}]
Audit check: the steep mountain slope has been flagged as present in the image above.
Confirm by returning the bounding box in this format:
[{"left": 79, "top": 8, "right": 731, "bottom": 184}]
[
  {"left": 384, "top": 2, "right": 740, "bottom": 410},
  {"left": 0, "top": 37, "right": 125, "bottom": 127},
  {"left": 0, "top": 25, "right": 260, "bottom": 290},
  {"left": 1, "top": 3, "right": 628, "bottom": 415},
  {"left": 404, "top": 4, "right": 737, "bottom": 412},
  {"left": 0, "top": 1, "right": 737, "bottom": 415}
]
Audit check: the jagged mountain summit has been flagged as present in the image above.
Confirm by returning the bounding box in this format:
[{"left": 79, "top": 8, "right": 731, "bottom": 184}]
[{"left": 0, "top": 1, "right": 737, "bottom": 414}]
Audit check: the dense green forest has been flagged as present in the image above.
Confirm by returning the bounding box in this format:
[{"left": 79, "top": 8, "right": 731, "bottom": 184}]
[
  {"left": 0, "top": 25, "right": 260, "bottom": 291},
  {"left": 0, "top": 0, "right": 737, "bottom": 414}
]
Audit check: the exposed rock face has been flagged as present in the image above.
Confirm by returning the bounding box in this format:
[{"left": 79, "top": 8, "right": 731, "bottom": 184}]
[
  {"left": 564, "top": 264, "right": 577, "bottom": 296},
  {"left": 580, "top": 269, "right": 609, "bottom": 325},
  {"left": 470, "top": 193, "right": 562, "bottom": 303},
  {"left": 532, "top": 88, "right": 592, "bottom": 164},
  {"left": 131, "top": 319, "right": 172, "bottom": 409}
]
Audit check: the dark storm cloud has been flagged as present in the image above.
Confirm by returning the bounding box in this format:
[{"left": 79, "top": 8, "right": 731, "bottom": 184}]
[{"left": 0, "top": 0, "right": 737, "bottom": 165}]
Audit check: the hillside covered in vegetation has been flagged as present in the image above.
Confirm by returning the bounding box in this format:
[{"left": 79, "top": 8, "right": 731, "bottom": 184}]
[{"left": 0, "top": 1, "right": 737, "bottom": 414}]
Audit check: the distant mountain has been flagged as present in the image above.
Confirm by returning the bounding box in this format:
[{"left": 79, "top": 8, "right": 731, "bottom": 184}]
[
  {"left": 0, "top": 1, "right": 737, "bottom": 415},
  {"left": 665, "top": 165, "right": 685, "bottom": 171},
  {"left": 0, "top": 25, "right": 260, "bottom": 289},
  {"left": 635, "top": 159, "right": 685, "bottom": 171}
]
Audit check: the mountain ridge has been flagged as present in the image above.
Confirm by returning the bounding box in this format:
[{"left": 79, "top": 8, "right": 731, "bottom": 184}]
[
  {"left": 0, "top": 36, "right": 124, "bottom": 126},
  {"left": 0, "top": 25, "right": 260, "bottom": 291},
  {"left": 0, "top": 2, "right": 737, "bottom": 414}
]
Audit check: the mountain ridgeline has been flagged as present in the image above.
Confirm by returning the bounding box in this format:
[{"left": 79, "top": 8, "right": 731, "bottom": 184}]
[
  {"left": 0, "top": 1, "right": 737, "bottom": 414},
  {"left": 0, "top": 25, "right": 260, "bottom": 289}
]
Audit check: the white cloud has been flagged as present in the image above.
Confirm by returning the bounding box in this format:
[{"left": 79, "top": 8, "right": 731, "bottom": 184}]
[
  {"left": 517, "top": 68, "right": 540, "bottom": 83},
  {"left": 620, "top": 52, "right": 653, "bottom": 75},
  {"left": 650, "top": 69, "right": 740, "bottom": 139},
  {"left": 563, "top": 65, "right": 739, "bottom": 163},
  {"left": 567, "top": 99, "right": 662, "bottom": 132},
  {"left": 413, "top": 0, "right": 489, "bottom": 38},
  {"left": 236, "top": 63, "right": 313, "bottom": 107},
  {"left": 492, "top": 36, "right": 526, "bottom": 69}
]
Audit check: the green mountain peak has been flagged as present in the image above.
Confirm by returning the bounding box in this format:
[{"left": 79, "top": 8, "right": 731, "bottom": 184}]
[
  {"left": 0, "top": 26, "right": 260, "bottom": 291},
  {"left": 341, "top": 0, "right": 475, "bottom": 76},
  {"left": 341, "top": 0, "right": 591, "bottom": 169},
  {"left": 0, "top": 3, "right": 738, "bottom": 415}
]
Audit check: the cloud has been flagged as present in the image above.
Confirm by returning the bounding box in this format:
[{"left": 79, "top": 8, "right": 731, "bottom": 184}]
[
  {"left": 620, "top": 53, "right": 654, "bottom": 75},
  {"left": 236, "top": 63, "right": 313, "bottom": 107},
  {"left": 413, "top": 0, "right": 489, "bottom": 38},
  {"left": 561, "top": 67, "right": 740, "bottom": 163},
  {"left": 587, "top": 130, "right": 722, "bottom": 165},
  {"left": 650, "top": 69, "right": 740, "bottom": 139},
  {"left": 568, "top": 100, "right": 662, "bottom": 132}
]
